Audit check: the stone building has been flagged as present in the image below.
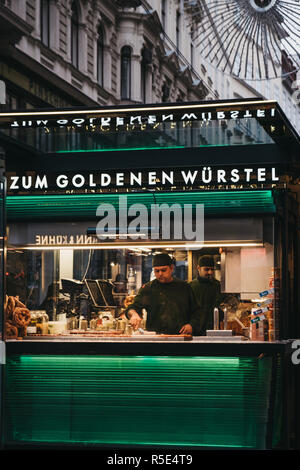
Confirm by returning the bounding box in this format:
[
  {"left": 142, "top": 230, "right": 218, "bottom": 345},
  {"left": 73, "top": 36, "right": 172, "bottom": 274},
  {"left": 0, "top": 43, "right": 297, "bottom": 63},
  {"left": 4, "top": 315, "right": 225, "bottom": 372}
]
[
  {"left": 0, "top": 0, "right": 298, "bottom": 132},
  {"left": 0, "top": 0, "right": 213, "bottom": 110}
]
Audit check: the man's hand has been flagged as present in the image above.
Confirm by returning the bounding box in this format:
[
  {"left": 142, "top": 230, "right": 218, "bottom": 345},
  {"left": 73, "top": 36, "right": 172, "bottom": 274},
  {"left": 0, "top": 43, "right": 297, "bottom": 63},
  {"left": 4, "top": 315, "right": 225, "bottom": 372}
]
[
  {"left": 179, "top": 323, "right": 193, "bottom": 335},
  {"left": 128, "top": 309, "right": 142, "bottom": 330}
]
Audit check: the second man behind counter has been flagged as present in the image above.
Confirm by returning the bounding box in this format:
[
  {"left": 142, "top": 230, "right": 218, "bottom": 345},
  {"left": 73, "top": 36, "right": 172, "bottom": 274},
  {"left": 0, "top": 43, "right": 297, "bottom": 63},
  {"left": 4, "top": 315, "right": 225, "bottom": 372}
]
[
  {"left": 189, "top": 255, "right": 224, "bottom": 334},
  {"left": 124, "top": 253, "right": 202, "bottom": 335}
]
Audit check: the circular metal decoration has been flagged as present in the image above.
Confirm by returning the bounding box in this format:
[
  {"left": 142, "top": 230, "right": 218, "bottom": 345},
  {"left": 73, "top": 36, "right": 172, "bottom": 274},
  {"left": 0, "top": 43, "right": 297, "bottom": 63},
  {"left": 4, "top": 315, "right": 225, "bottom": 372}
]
[{"left": 184, "top": 0, "right": 300, "bottom": 80}]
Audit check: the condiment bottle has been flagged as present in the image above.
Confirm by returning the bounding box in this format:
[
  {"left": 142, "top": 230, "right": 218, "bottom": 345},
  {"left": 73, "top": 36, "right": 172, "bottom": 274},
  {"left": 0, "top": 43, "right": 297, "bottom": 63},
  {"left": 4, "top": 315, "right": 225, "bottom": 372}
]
[{"left": 214, "top": 308, "right": 219, "bottom": 330}]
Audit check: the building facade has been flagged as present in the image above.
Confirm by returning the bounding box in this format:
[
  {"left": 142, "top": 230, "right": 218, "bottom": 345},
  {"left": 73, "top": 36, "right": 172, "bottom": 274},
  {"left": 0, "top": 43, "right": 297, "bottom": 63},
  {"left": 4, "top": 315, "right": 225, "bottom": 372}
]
[
  {"left": 0, "top": 0, "right": 298, "bottom": 132},
  {"left": 0, "top": 0, "right": 211, "bottom": 110}
]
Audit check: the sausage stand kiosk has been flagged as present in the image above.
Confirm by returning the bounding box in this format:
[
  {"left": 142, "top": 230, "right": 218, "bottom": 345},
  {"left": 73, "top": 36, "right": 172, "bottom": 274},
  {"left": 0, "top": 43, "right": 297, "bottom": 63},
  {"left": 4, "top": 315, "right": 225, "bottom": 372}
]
[{"left": 0, "top": 99, "right": 299, "bottom": 450}]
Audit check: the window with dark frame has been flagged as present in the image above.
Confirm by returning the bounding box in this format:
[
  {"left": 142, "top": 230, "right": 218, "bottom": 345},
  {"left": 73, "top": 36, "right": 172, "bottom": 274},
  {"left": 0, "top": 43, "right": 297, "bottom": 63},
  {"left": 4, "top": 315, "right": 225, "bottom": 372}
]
[
  {"left": 97, "top": 24, "right": 104, "bottom": 87},
  {"left": 40, "top": 0, "right": 50, "bottom": 47},
  {"left": 71, "top": 1, "right": 79, "bottom": 68},
  {"left": 161, "top": 0, "right": 166, "bottom": 30},
  {"left": 176, "top": 10, "right": 181, "bottom": 50},
  {"left": 190, "top": 26, "right": 195, "bottom": 68},
  {"left": 141, "top": 47, "right": 152, "bottom": 104},
  {"left": 120, "top": 46, "right": 131, "bottom": 100}
]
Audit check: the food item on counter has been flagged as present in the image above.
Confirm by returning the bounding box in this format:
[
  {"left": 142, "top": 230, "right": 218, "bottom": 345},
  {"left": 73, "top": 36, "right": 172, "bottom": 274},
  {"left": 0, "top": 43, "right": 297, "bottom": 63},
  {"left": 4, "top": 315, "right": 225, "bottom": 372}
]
[
  {"left": 116, "top": 318, "right": 127, "bottom": 332},
  {"left": 13, "top": 307, "right": 31, "bottom": 327},
  {"left": 240, "top": 315, "right": 250, "bottom": 327},
  {"left": 79, "top": 319, "right": 88, "bottom": 330},
  {"left": 250, "top": 317, "right": 268, "bottom": 341},
  {"left": 5, "top": 322, "right": 18, "bottom": 339},
  {"left": 227, "top": 320, "right": 243, "bottom": 336},
  {"left": 69, "top": 329, "right": 124, "bottom": 335},
  {"left": 48, "top": 321, "right": 67, "bottom": 335},
  {"left": 4, "top": 295, "right": 31, "bottom": 339},
  {"left": 268, "top": 329, "right": 276, "bottom": 341},
  {"left": 89, "top": 318, "right": 97, "bottom": 330},
  {"left": 124, "top": 324, "right": 133, "bottom": 335}
]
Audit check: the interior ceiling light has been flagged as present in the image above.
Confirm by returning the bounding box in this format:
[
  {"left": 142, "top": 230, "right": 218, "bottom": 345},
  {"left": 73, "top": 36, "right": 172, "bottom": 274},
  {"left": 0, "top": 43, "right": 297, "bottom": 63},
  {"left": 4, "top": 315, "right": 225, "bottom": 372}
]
[{"left": 9, "top": 241, "right": 264, "bottom": 251}]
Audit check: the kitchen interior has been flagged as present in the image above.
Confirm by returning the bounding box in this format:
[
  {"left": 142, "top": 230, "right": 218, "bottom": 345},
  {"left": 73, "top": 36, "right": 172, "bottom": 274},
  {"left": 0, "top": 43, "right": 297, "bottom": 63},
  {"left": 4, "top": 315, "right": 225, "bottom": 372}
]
[{"left": 5, "top": 217, "right": 277, "bottom": 342}]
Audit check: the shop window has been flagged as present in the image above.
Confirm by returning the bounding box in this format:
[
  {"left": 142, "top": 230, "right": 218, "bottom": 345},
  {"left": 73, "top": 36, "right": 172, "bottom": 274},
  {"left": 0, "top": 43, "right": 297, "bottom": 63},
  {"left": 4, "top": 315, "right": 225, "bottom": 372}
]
[
  {"left": 97, "top": 24, "right": 104, "bottom": 87},
  {"left": 71, "top": 1, "right": 79, "bottom": 68},
  {"left": 121, "top": 46, "right": 131, "bottom": 100},
  {"left": 40, "top": 0, "right": 50, "bottom": 47},
  {"left": 5, "top": 215, "right": 276, "bottom": 342}
]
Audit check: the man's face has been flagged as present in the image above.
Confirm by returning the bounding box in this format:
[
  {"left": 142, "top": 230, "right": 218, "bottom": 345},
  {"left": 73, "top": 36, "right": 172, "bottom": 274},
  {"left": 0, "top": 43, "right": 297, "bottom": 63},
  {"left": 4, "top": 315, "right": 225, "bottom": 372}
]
[
  {"left": 197, "top": 265, "right": 214, "bottom": 280},
  {"left": 153, "top": 265, "right": 174, "bottom": 283}
]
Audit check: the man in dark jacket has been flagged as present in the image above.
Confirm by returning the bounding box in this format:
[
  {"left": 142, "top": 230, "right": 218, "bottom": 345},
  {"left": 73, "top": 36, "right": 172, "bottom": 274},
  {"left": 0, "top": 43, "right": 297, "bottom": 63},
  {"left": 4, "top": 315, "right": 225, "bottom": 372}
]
[
  {"left": 189, "top": 255, "right": 223, "bottom": 335},
  {"left": 125, "top": 253, "right": 201, "bottom": 335}
]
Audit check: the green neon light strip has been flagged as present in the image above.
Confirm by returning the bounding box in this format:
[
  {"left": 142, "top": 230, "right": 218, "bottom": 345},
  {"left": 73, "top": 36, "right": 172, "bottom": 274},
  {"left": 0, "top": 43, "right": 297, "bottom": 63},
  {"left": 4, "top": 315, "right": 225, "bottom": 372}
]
[
  {"left": 56, "top": 145, "right": 185, "bottom": 153},
  {"left": 54, "top": 142, "right": 249, "bottom": 153},
  {"left": 6, "top": 190, "right": 275, "bottom": 220},
  {"left": 4, "top": 355, "right": 278, "bottom": 449}
]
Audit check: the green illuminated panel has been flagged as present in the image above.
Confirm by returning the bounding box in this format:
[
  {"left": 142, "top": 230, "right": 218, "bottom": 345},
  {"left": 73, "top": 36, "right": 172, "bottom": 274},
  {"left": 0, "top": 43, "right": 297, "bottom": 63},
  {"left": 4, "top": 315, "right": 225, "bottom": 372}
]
[
  {"left": 4, "top": 355, "right": 281, "bottom": 449},
  {"left": 6, "top": 190, "right": 275, "bottom": 220}
]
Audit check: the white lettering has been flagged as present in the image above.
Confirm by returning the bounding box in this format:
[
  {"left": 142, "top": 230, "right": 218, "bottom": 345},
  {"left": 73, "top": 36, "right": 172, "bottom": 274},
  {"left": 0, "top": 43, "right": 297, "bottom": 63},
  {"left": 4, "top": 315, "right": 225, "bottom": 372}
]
[
  {"left": 244, "top": 168, "right": 253, "bottom": 182},
  {"left": 130, "top": 116, "right": 142, "bottom": 124},
  {"left": 271, "top": 167, "right": 279, "bottom": 181},
  {"left": 217, "top": 169, "right": 226, "bottom": 183},
  {"left": 148, "top": 172, "right": 156, "bottom": 185},
  {"left": 101, "top": 173, "right": 111, "bottom": 186},
  {"left": 184, "top": 204, "right": 204, "bottom": 243},
  {"left": 231, "top": 169, "right": 240, "bottom": 182},
  {"left": 181, "top": 170, "right": 198, "bottom": 185},
  {"left": 257, "top": 168, "right": 266, "bottom": 181},
  {"left": 89, "top": 174, "right": 96, "bottom": 187},
  {"left": 101, "top": 117, "right": 111, "bottom": 126},
  {"left": 96, "top": 203, "right": 116, "bottom": 239},
  {"left": 181, "top": 113, "right": 197, "bottom": 121},
  {"left": 230, "top": 111, "right": 239, "bottom": 119},
  {"left": 22, "top": 176, "right": 32, "bottom": 189},
  {"left": 130, "top": 172, "right": 142, "bottom": 186},
  {"left": 201, "top": 112, "right": 212, "bottom": 121},
  {"left": 35, "top": 175, "right": 48, "bottom": 189},
  {"left": 257, "top": 109, "right": 265, "bottom": 117},
  {"left": 72, "top": 118, "right": 85, "bottom": 126},
  {"left": 162, "top": 114, "right": 173, "bottom": 121},
  {"left": 118, "top": 195, "right": 128, "bottom": 240},
  {"left": 56, "top": 174, "right": 69, "bottom": 188},
  {"left": 148, "top": 115, "right": 156, "bottom": 124},
  {"left": 116, "top": 117, "right": 124, "bottom": 126},
  {"left": 128, "top": 203, "right": 148, "bottom": 239},
  {"left": 162, "top": 171, "right": 174, "bottom": 185},
  {"left": 116, "top": 173, "right": 124, "bottom": 186},
  {"left": 151, "top": 203, "right": 182, "bottom": 240},
  {"left": 9, "top": 176, "right": 19, "bottom": 189},
  {"left": 291, "top": 340, "right": 300, "bottom": 365},
  {"left": 72, "top": 174, "right": 85, "bottom": 188}
]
